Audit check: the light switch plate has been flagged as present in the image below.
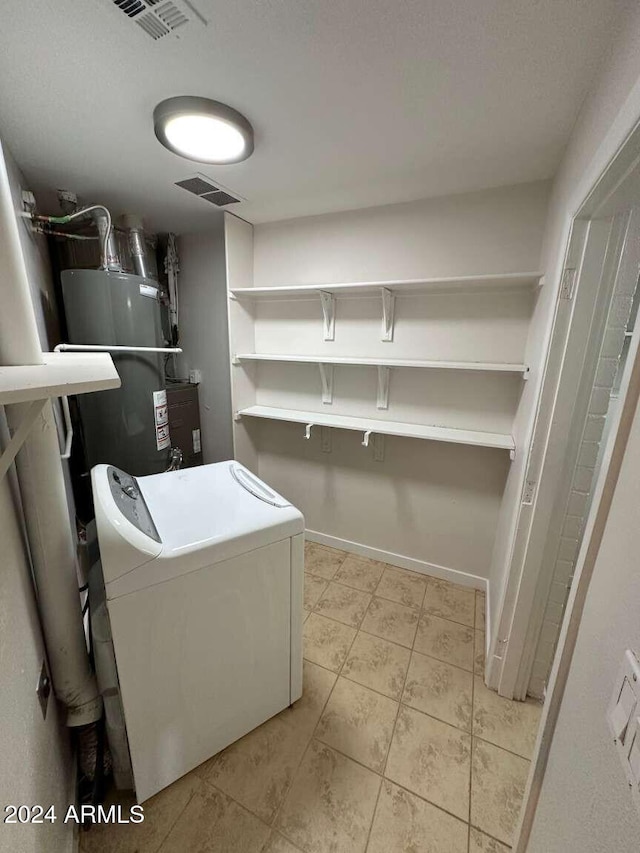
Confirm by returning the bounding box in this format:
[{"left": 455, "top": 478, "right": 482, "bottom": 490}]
[{"left": 607, "top": 648, "right": 640, "bottom": 813}]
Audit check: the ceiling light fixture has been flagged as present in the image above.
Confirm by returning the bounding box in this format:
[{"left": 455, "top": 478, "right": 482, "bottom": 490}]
[{"left": 153, "top": 96, "right": 254, "bottom": 164}]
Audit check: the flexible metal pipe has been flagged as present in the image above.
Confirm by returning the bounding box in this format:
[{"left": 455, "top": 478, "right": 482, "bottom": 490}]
[
  {"left": 32, "top": 204, "right": 112, "bottom": 270},
  {"left": 0, "top": 140, "right": 101, "bottom": 726}
]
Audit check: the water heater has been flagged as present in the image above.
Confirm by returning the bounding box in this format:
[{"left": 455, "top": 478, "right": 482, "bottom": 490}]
[{"left": 61, "top": 269, "right": 169, "bottom": 476}]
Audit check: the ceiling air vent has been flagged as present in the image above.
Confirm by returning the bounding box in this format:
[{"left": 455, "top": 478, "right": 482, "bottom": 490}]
[
  {"left": 175, "top": 174, "right": 243, "bottom": 207},
  {"left": 107, "top": 0, "right": 205, "bottom": 41}
]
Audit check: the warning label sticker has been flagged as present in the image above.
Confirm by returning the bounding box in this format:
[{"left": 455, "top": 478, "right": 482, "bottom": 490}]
[{"left": 153, "top": 390, "right": 171, "bottom": 451}]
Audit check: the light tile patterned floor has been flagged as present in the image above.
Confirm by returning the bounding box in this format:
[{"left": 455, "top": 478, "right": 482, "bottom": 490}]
[{"left": 81, "top": 543, "right": 542, "bottom": 853}]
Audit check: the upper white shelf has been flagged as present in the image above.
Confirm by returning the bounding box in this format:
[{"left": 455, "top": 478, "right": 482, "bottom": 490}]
[
  {"left": 238, "top": 404, "right": 515, "bottom": 452},
  {"left": 229, "top": 271, "right": 544, "bottom": 301},
  {"left": 0, "top": 352, "right": 121, "bottom": 405},
  {"left": 235, "top": 353, "right": 528, "bottom": 376}
]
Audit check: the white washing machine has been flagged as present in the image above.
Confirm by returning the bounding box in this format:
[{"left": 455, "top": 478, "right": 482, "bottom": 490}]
[{"left": 91, "top": 461, "right": 304, "bottom": 802}]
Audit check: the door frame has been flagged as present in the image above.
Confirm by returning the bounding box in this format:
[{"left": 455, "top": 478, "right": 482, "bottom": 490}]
[
  {"left": 488, "top": 118, "right": 640, "bottom": 701},
  {"left": 511, "top": 122, "right": 640, "bottom": 847}
]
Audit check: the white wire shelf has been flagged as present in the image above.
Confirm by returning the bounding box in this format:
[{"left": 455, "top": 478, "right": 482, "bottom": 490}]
[
  {"left": 229, "top": 272, "right": 544, "bottom": 301},
  {"left": 0, "top": 352, "right": 120, "bottom": 405},
  {"left": 235, "top": 353, "right": 529, "bottom": 376},
  {"left": 237, "top": 405, "right": 515, "bottom": 453}
]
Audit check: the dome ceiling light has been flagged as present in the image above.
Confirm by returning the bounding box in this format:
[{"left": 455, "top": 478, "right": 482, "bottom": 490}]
[{"left": 153, "top": 96, "right": 254, "bottom": 164}]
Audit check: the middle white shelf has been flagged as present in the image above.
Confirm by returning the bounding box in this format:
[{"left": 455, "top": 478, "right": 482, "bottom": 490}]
[{"left": 234, "top": 352, "right": 528, "bottom": 409}]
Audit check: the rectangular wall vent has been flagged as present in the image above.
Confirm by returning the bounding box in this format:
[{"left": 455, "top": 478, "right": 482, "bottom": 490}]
[
  {"left": 106, "top": 0, "right": 205, "bottom": 41},
  {"left": 175, "top": 174, "right": 243, "bottom": 207}
]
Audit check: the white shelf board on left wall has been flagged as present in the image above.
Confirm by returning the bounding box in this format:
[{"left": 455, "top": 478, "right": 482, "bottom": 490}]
[
  {"left": 238, "top": 405, "right": 515, "bottom": 452},
  {"left": 235, "top": 353, "right": 529, "bottom": 376},
  {"left": 0, "top": 352, "right": 120, "bottom": 405}
]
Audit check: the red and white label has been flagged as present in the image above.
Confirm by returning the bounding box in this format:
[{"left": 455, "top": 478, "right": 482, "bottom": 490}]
[{"left": 153, "top": 390, "right": 171, "bottom": 451}]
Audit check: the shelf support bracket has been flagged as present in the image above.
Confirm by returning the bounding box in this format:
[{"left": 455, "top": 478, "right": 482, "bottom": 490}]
[
  {"left": 319, "top": 291, "right": 335, "bottom": 341},
  {"left": 381, "top": 287, "right": 395, "bottom": 342},
  {"left": 362, "top": 430, "right": 372, "bottom": 448},
  {"left": 509, "top": 448, "right": 516, "bottom": 461},
  {"left": 318, "top": 363, "right": 334, "bottom": 404},
  {"left": 321, "top": 426, "right": 332, "bottom": 453},
  {"left": 305, "top": 423, "right": 314, "bottom": 440},
  {"left": 0, "top": 398, "right": 47, "bottom": 481},
  {"left": 377, "top": 366, "right": 390, "bottom": 410}
]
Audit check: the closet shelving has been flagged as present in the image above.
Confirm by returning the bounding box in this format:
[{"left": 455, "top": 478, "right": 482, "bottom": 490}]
[
  {"left": 227, "top": 213, "right": 539, "bottom": 464},
  {"left": 0, "top": 351, "right": 119, "bottom": 480}
]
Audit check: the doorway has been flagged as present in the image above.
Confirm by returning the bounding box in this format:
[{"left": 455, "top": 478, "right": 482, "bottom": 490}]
[{"left": 488, "top": 122, "right": 640, "bottom": 702}]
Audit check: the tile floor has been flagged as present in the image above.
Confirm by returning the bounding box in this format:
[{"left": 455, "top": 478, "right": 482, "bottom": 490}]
[{"left": 81, "top": 543, "right": 542, "bottom": 853}]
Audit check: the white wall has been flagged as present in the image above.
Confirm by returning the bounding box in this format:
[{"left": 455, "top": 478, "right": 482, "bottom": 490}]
[
  {"left": 522, "top": 3, "right": 640, "bottom": 848},
  {"left": 527, "top": 387, "right": 640, "bottom": 852},
  {"left": 488, "top": 0, "right": 640, "bottom": 675},
  {"left": 177, "top": 222, "right": 234, "bottom": 464},
  {"left": 248, "top": 183, "right": 549, "bottom": 582},
  {"left": 0, "top": 144, "right": 74, "bottom": 853},
  {"left": 254, "top": 182, "right": 549, "bottom": 287}
]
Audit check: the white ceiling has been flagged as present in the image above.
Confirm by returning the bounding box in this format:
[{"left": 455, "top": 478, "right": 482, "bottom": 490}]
[{"left": 0, "top": 0, "right": 624, "bottom": 230}]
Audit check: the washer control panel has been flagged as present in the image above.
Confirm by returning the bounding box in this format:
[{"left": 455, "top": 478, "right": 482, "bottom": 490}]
[{"left": 107, "top": 466, "right": 161, "bottom": 543}]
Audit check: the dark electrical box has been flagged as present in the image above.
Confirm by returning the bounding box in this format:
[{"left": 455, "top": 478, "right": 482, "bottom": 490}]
[{"left": 167, "top": 383, "right": 203, "bottom": 468}]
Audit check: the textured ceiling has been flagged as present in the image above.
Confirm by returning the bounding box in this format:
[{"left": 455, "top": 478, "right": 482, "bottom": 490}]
[{"left": 0, "top": 0, "right": 624, "bottom": 230}]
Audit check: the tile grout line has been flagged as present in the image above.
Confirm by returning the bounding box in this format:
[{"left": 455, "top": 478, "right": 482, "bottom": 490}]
[
  {"left": 362, "top": 764, "right": 384, "bottom": 853},
  {"left": 270, "top": 552, "right": 353, "bottom": 837},
  {"left": 153, "top": 788, "right": 201, "bottom": 853},
  {"left": 411, "top": 642, "right": 476, "bottom": 675},
  {"left": 269, "top": 735, "right": 316, "bottom": 848},
  {"left": 378, "top": 587, "right": 419, "bottom": 782},
  {"left": 306, "top": 582, "right": 503, "bottom": 739},
  {"left": 304, "top": 552, "right": 516, "bottom": 848},
  {"left": 274, "top": 549, "right": 363, "bottom": 834},
  {"left": 376, "top": 775, "right": 474, "bottom": 829},
  {"left": 309, "top": 607, "right": 475, "bottom": 676},
  {"left": 309, "top": 562, "right": 387, "bottom": 853},
  {"left": 274, "top": 597, "right": 368, "bottom": 848},
  {"left": 305, "top": 646, "right": 533, "bottom": 759},
  {"left": 331, "top": 584, "right": 394, "bottom": 853},
  {"left": 195, "top": 768, "right": 281, "bottom": 832},
  {"left": 275, "top": 722, "right": 509, "bottom": 853},
  {"left": 308, "top": 566, "right": 476, "bottom": 629}
]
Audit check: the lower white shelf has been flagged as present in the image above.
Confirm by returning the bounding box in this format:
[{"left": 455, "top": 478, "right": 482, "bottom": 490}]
[{"left": 238, "top": 405, "right": 515, "bottom": 452}]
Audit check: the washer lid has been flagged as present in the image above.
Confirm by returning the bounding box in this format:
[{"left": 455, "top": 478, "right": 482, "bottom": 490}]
[{"left": 137, "top": 461, "right": 303, "bottom": 559}]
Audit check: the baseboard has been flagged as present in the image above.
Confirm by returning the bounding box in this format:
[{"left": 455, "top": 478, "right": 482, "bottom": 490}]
[
  {"left": 305, "top": 529, "right": 487, "bottom": 591},
  {"left": 485, "top": 581, "right": 491, "bottom": 655}
]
